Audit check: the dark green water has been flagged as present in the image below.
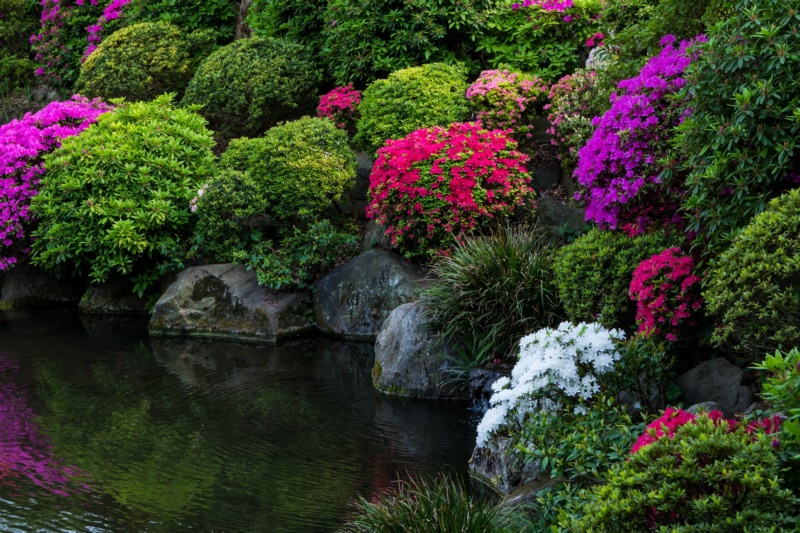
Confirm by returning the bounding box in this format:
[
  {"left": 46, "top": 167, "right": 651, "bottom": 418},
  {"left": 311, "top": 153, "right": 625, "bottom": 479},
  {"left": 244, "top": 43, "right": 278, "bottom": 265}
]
[{"left": 0, "top": 309, "right": 478, "bottom": 532}]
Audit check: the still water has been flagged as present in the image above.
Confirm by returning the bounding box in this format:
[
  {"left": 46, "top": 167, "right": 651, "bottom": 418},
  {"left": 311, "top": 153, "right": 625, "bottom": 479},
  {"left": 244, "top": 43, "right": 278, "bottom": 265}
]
[{"left": 0, "top": 309, "right": 478, "bottom": 532}]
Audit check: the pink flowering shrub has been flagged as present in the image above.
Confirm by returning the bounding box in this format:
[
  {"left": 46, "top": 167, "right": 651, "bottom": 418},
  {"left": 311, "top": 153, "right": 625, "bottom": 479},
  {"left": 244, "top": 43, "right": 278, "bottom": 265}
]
[
  {"left": 575, "top": 36, "right": 703, "bottom": 232},
  {"left": 466, "top": 69, "right": 548, "bottom": 142},
  {"left": 317, "top": 85, "right": 361, "bottom": 136},
  {"left": 511, "top": 0, "right": 573, "bottom": 11},
  {"left": 629, "top": 247, "right": 702, "bottom": 342},
  {"left": 367, "top": 122, "right": 533, "bottom": 259},
  {"left": 0, "top": 95, "right": 112, "bottom": 271},
  {"left": 84, "top": 0, "right": 131, "bottom": 58}
]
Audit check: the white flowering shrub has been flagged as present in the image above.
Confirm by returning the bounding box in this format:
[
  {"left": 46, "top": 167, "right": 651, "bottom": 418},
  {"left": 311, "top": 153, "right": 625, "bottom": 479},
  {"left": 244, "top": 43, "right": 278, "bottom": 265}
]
[{"left": 475, "top": 322, "right": 625, "bottom": 448}]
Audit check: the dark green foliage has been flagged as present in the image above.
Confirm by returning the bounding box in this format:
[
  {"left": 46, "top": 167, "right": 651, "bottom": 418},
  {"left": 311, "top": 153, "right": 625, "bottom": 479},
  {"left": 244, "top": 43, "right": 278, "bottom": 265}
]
[
  {"left": 182, "top": 36, "right": 320, "bottom": 138},
  {"left": 0, "top": 0, "right": 38, "bottom": 88},
  {"left": 247, "top": 0, "right": 326, "bottom": 65},
  {"left": 76, "top": 22, "right": 215, "bottom": 101},
  {"left": 608, "top": 334, "right": 677, "bottom": 412},
  {"left": 677, "top": 0, "right": 800, "bottom": 248},
  {"left": 0, "top": 55, "right": 37, "bottom": 90},
  {"left": 705, "top": 189, "right": 800, "bottom": 356},
  {"left": 598, "top": 0, "right": 659, "bottom": 38},
  {"left": 552, "top": 228, "right": 680, "bottom": 332},
  {"left": 558, "top": 416, "right": 798, "bottom": 531},
  {"left": 422, "top": 226, "right": 563, "bottom": 362},
  {"left": 30, "top": 95, "right": 216, "bottom": 296},
  {"left": 122, "top": 0, "right": 236, "bottom": 44},
  {"left": 341, "top": 475, "right": 503, "bottom": 533},
  {"left": 354, "top": 63, "right": 470, "bottom": 156}
]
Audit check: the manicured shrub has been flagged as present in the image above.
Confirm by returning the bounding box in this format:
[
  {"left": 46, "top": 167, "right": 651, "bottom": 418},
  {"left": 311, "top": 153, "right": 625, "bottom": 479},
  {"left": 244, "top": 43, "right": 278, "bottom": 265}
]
[
  {"left": 76, "top": 22, "right": 215, "bottom": 102},
  {"left": 677, "top": 0, "right": 800, "bottom": 248},
  {"left": 83, "top": 0, "right": 131, "bottom": 58},
  {"left": 477, "top": 0, "right": 603, "bottom": 82},
  {"left": 219, "top": 117, "right": 355, "bottom": 223},
  {"left": 422, "top": 226, "right": 563, "bottom": 363},
  {"left": 343, "top": 475, "right": 503, "bottom": 533},
  {"left": 182, "top": 36, "right": 320, "bottom": 138},
  {"left": 354, "top": 63, "right": 471, "bottom": 156},
  {"left": 629, "top": 247, "right": 703, "bottom": 343},
  {"left": 560, "top": 415, "right": 796, "bottom": 531},
  {"left": 552, "top": 228, "right": 680, "bottom": 332},
  {"left": 317, "top": 85, "right": 361, "bottom": 137},
  {"left": 366, "top": 122, "right": 533, "bottom": 259},
  {"left": 575, "top": 36, "right": 699, "bottom": 233},
  {"left": 0, "top": 0, "right": 39, "bottom": 88},
  {"left": 705, "top": 189, "right": 800, "bottom": 355},
  {"left": 465, "top": 69, "right": 549, "bottom": 142},
  {"left": 30, "top": 95, "right": 215, "bottom": 295},
  {"left": 0, "top": 96, "right": 112, "bottom": 271}
]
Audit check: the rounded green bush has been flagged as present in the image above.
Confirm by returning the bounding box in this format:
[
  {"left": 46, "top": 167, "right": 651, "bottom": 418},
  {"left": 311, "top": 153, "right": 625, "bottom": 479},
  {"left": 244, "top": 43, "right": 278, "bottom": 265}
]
[
  {"left": 30, "top": 94, "right": 216, "bottom": 295},
  {"left": 219, "top": 116, "right": 355, "bottom": 222},
  {"left": 705, "top": 189, "right": 800, "bottom": 355},
  {"left": 553, "top": 228, "right": 680, "bottom": 332},
  {"left": 75, "top": 22, "right": 215, "bottom": 102},
  {"left": 354, "top": 63, "right": 471, "bottom": 156},
  {"left": 182, "top": 36, "right": 321, "bottom": 138}
]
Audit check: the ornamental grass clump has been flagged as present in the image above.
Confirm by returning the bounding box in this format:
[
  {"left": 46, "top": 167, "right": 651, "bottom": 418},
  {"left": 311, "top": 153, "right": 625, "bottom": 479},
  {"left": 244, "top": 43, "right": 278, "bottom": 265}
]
[
  {"left": 466, "top": 69, "right": 549, "bottom": 142},
  {"left": 30, "top": 94, "right": 215, "bottom": 296},
  {"left": 0, "top": 96, "right": 112, "bottom": 271},
  {"left": 366, "top": 122, "right": 533, "bottom": 260}
]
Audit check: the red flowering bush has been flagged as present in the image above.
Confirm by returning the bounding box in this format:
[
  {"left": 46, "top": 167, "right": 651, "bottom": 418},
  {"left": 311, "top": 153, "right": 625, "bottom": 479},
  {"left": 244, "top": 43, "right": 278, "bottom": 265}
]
[
  {"left": 629, "top": 247, "right": 702, "bottom": 342},
  {"left": 465, "top": 69, "right": 548, "bottom": 142},
  {"left": 317, "top": 84, "right": 361, "bottom": 136},
  {"left": 366, "top": 122, "right": 533, "bottom": 259}
]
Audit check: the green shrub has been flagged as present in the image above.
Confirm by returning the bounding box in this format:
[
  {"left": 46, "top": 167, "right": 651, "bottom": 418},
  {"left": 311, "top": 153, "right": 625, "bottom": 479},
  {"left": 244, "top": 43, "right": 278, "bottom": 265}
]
[
  {"left": 76, "top": 22, "right": 215, "bottom": 102},
  {"left": 341, "top": 474, "right": 503, "bottom": 533},
  {"left": 121, "top": 0, "right": 236, "bottom": 44},
  {"left": 30, "top": 94, "right": 215, "bottom": 296},
  {"left": 677, "top": 0, "right": 800, "bottom": 249},
  {"left": 422, "top": 226, "right": 562, "bottom": 362},
  {"left": 0, "top": 0, "right": 38, "bottom": 88},
  {"left": 182, "top": 36, "right": 320, "bottom": 138},
  {"left": 705, "top": 189, "right": 800, "bottom": 356},
  {"left": 553, "top": 228, "right": 680, "bottom": 332},
  {"left": 0, "top": 55, "right": 36, "bottom": 90},
  {"left": 558, "top": 416, "right": 797, "bottom": 531},
  {"left": 354, "top": 63, "right": 470, "bottom": 156},
  {"left": 608, "top": 334, "right": 677, "bottom": 412},
  {"left": 219, "top": 117, "right": 355, "bottom": 222},
  {"left": 246, "top": 0, "right": 326, "bottom": 65}
]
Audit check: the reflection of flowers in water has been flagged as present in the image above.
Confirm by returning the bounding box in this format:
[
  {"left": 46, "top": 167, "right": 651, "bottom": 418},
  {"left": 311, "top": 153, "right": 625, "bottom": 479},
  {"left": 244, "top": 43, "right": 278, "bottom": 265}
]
[{"left": 0, "top": 357, "right": 87, "bottom": 497}]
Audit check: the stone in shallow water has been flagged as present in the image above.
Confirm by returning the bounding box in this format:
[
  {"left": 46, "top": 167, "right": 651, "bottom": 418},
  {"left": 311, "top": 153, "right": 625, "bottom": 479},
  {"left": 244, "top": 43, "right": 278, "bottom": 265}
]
[
  {"left": 149, "top": 263, "right": 311, "bottom": 342},
  {"left": 79, "top": 278, "right": 148, "bottom": 315}
]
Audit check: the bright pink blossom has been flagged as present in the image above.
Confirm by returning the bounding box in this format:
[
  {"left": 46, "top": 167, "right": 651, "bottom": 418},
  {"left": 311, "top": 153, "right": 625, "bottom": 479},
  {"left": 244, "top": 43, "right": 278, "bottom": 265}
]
[{"left": 317, "top": 85, "right": 361, "bottom": 135}]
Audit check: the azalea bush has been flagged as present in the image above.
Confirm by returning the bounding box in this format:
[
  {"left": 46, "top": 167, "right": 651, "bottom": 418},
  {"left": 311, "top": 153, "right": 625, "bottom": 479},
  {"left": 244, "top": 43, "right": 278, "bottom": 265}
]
[
  {"left": 0, "top": 96, "right": 112, "bottom": 271},
  {"left": 317, "top": 85, "right": 360, "bottom": 137},
  {"left": 84, "top": 0, "right": 131, "bottom": 58},
  {"left": 366, "top": 122, "right": 533, "bottom": 259},
  {"left": 465, "top": 69, "right": 549, "bottom": 142},
  {"left": 247, "top": 0, "right": 326, "bottom": 64},
  {"left": 575, "top": 36, "right": 698, "bottom": 233},
  {"left": 0, "top": 0, "right": 39, "bottom": 89},
  {"left": 629, "top": 247, "right": 703, "bottom": 342}
]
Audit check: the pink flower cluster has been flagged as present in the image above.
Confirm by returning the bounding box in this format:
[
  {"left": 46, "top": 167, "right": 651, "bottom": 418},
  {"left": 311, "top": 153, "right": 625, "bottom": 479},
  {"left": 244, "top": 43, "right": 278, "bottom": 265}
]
[
  {"left": 512, "top": 0, "right": 574, "bottom": 11},
  {"left": 575, "top": 36, "right": 703, "bottom": 230},
  {"left": 0, "top": 95, "right": 112, "bottom": 270},
  {"left": 317, "top": 84, "right": 361, "bottom": 135},
  {"left": 367, "top": 122, "right": 532, "bottom": 258},
  {"left": 629, "top": 247, "right": 702, "bottom": 342},
  {"left": 31, "top": 0, "right": 72, "bottom": 82},
  {"left": 585, "top": 32, "right": 604, "bottom": 47},
  {"left": 545, "top": 69, "right": 601, "bottom": 171},
  {"left": 466, "top": 69, "right": 549, "bottom": 141},
  {"left": 632, "top": 407, "right": 783, "bottom": 454},
  {"left": 85, "top": 0, "right": 131, "bottom": 58}
]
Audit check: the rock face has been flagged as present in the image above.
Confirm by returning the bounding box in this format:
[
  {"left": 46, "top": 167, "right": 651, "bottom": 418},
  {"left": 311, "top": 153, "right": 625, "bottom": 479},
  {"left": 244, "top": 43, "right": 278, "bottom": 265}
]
[
  {"left": 470, "top": 438, "right": 542, "bottom": 495},
  {"left": 676, "top": 358, "right": 755, "bottom": 417},
  {"left": 149, "top": 264, "right": 312, "bottom": 342},
  {"left": 0, "top": 263, "right": 84, "bottom": 308},
  {"left": 372, "top": 303, "right": 464, "bottom": 399},
  {"left": 362, "top": 219, "right": 392, "bottom": 251},
  {"left": 78, "top": 279, "right": 148, "bottom": 315},
  {"left": 313, "top": 250, "right": 427, "bottom": 340},
  {"left": 536, "top": 195, "right": 586, "bottom": 244},
  {"left": 533, "top": 164, "right": 561, "bottom": 190}
]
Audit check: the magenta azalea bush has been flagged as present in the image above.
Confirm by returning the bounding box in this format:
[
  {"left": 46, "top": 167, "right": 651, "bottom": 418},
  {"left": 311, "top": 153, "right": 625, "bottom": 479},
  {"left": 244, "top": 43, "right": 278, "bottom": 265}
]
[
  {"left": 575, "top": 36, "right": 702, "bottom": 233},
  {"left": 316, "top": 84, "right": 361, "bottom": 136},
  {"left": 512, "top": 0, "right": 573, "bottom": 11},
  {"left": 466, "top": 69, "right": 549, "bottom": 141},
  {"left": 367, "top": 122, "right": 533, "bottom": 259},
  {"left": 0, "top": 95, "right": 111, "bottom": 270},
  {"left": 85, "top": 0, "right": 131, "bottom": 58},
  {"left": 629, "top": 247, "right": 702, "bottom": 342}
]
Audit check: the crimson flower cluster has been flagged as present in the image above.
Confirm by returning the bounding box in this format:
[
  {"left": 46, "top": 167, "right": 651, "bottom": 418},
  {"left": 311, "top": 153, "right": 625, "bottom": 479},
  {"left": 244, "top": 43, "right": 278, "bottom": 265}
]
[
  {"left": 575, "top": 36, "right": 703, "bottom": 231},
  {"left": 512, "top": 0, "right": 573, "bottom": 11},
  {"left": 367, "top": 122, "right": 533, "bottom": 259},
  {"left": 0, "top": 95, "right": 112, "bottom": 270},
  {"left": 85, "top": 0, "right": 131, "bottom": 58},
  {"left": 629, "top": 247, "right": 702, "bottom": 342},
  {"left": 316, "top": 84, "right": 361, "bottom": 135},
  {"left": 632, "top": 407, "right": 783, "bottom": 454}
]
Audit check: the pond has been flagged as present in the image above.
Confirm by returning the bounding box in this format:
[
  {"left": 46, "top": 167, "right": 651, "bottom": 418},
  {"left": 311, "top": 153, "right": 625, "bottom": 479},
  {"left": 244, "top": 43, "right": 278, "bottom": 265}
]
[{"left": 0, "top": 309, "right": 478, "bottom": 532}]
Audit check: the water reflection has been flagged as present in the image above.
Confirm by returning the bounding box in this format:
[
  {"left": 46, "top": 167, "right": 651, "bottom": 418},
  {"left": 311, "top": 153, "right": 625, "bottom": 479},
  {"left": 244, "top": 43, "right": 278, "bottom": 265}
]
[{"left": 0, "top": 310, "right": 477, "bottom": 532}]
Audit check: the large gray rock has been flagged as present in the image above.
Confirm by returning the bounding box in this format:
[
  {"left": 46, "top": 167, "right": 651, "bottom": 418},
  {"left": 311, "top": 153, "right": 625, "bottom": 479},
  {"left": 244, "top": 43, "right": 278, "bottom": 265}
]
[
  {"left": 372, "top": 303, "right": 464, "bottom": 399},
  {"left": 535, "top": 195, "right": 587, "bottom": 244},
  {"left": 313, "top": 250, "right": 427, "bottom": 340},
  {"left": 676, "top": 358, "right": 754, "bottom": 417},
  {"left": 0, "top": 263, "right": 84, "bottom": 308},
  {"left": 362, "top": 219, "right": 392, "bottom": 251},
  {"left": 79, "top": 279, "right": 148, "bottom": 315},
  {"left": 149, "top": 264, "right": 312, "bottom": 342}
]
